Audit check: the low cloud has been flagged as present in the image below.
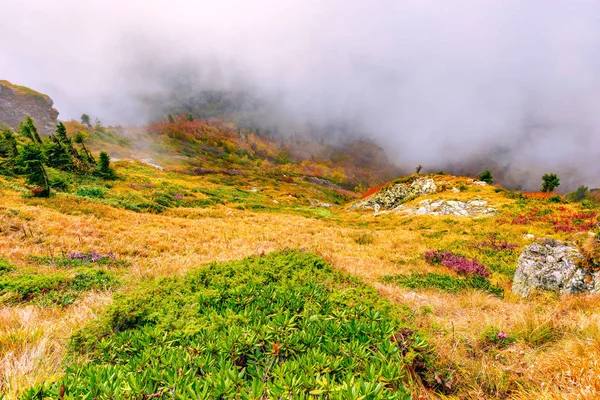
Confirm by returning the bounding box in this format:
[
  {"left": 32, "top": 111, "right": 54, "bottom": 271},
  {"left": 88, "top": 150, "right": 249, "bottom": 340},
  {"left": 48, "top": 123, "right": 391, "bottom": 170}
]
[{"left": 2, "top": 0, "right": 599, "bottom": 190}]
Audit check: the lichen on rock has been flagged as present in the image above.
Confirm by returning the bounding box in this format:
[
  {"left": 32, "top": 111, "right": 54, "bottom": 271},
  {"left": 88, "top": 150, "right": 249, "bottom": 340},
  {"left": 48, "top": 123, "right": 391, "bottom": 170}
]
[
  {"left": 350, "top": 177, "right": 438, "bottom": 211},
  {"left": 398, "top": 199, "right": 496, "bottom": 217},
  {"left": 512, "top": 240, "right": 600, "bottom": 297}
]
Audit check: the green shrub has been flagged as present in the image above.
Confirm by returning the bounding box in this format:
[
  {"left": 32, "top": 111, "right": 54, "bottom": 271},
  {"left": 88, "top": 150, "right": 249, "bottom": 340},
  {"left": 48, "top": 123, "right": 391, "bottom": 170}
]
[
  {"left": 25, "top": 250, "right": 441, "bottom": 398},
  {"left": 47, "top": 168, "right": 71, "bottom": 191},
  {"left": 478, "top": 170, "right": 493, "bottom": 184},
  {"left": 381, "top": 273, "right": 503, "bottom": 297},
  {"left": 0, "top": 273, "right": 66, "bottom": 303},
  {"left": 0, "top": 269, "right": 118, "bottom": 306},
  {"left": 76, "top": 186, "right": 105, "bottom": 199},
  {"left": 93, "top": 152, "right": 117, "bottom": 180},
  {"left": 0, "top": 258, "right": 16, "bottom": 275},
  {"left": 566, "top": 186, "right": 590, "bottom": 203}
]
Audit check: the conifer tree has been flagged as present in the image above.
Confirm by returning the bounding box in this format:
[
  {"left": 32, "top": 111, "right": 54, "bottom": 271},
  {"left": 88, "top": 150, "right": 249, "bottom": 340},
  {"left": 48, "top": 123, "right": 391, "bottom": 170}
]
[
  {"left": 55, "top": 122, "right": 80, "bottom": 159},
  {"left": 0, "top": 130, "right": 19, "bottom": 158},
  {"left": 15, "top": 143, "right": 50, "bottom": 197},
  {"left": 478, "top": 170, "right": 493, "bottom": 184},
  {"left": 20, "top": 116, "right": 43, "bottom": 144},
  {"left": 45, "top": 135, "right": 74, "bottom": 171},
  {"left": 93, "top": 151, "right": 116, "bottom": 179},
  {"left": 73, "top": 131, "right": 95, "bottom": 164},
  {"left": 81, "top": 113, "right": 91, "bottom": 127}
]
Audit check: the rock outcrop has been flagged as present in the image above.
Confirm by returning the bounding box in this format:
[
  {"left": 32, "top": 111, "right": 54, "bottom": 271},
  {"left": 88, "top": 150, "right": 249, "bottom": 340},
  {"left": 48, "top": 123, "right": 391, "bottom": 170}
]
[
  {"left": 512, "top": 240, "right": 600, "bottom": 297},
  {"left": 0, "top": 80, "right": 58, "bottom": 135},
  {"left": 351, "top": 177, "right": 438, "bottom": 211},
  {"left": 398, "top": 199, "right": 496, "bottom": 217},
  {"left": 305, "top": 176, "right": 344, "bottom": 191}
]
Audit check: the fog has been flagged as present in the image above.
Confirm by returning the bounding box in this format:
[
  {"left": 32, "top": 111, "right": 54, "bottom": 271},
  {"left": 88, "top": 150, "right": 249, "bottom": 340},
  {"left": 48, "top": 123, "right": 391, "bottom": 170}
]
[{"left": 2, "top": 0, "right": 600, "bottom": 190}]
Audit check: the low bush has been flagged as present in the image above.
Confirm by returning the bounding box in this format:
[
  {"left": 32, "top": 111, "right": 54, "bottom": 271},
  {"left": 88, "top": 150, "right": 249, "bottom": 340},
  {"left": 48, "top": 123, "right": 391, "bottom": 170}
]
[
  {"left": 0, "top": 258, "right": 16, "bottom": 275},
  {"left": 0, "top": 269, "right": 118, "bottom": 306},
  {"left": 76, "top": 186, "right": 105, "bottom": 199},
  {"left": 24, "top": 250, "right": 444, "bottom": 399}
]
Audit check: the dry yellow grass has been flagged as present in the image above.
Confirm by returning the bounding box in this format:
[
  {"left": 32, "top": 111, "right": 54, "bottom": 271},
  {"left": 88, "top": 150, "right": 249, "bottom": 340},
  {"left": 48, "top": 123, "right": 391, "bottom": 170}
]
[{"left": 0, "top": 171, "right": 599, "bottom": 399}]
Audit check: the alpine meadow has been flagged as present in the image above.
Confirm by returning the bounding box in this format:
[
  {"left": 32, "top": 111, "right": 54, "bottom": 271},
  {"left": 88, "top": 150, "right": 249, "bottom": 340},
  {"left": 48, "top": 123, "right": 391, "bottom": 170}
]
[{"left": 1, "top": 1, "right": 600, "bottom": 399}]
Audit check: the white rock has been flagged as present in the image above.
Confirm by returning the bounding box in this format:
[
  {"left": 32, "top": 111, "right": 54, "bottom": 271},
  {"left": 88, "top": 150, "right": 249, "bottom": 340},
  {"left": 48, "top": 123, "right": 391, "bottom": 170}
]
[{"left": 512, "top": 240, "right": 598, "bottom": 297}]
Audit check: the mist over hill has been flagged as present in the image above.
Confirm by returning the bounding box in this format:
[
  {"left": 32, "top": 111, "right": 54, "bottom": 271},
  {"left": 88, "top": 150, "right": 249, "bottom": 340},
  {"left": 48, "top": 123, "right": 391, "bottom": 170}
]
[{"left": 2, "top": 0, "right": 600, "bottom": 191}]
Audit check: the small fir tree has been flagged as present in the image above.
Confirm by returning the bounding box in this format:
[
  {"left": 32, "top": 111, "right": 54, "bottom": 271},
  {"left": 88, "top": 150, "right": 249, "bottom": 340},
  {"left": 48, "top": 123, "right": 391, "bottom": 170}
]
[
  {"left": 20, "top": 116, "right": 42, "bottom": 144},
  {"left": 73, "top": 131, "right": 95, "bottom": 164},
  {"left": 93, "top": 151, "right": 116, "bottom": 179},
  {"left": 55, "top": 122, "right": 80, "bottom": 159},
  {"left": 0, "top": 130, "right": 19, "bottom": 158},
  {"left": 478, "top": 170, "right": 493, "bottom": 184},
  {"left": 15, "top": 143, "right": 50, "bottom": 197},
  {"left": 44, "top": 136, "right": 74, "bottom": 171}
]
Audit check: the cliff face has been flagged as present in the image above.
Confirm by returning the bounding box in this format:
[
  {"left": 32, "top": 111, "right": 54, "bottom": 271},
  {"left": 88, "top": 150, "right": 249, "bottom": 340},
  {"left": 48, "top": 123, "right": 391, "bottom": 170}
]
[{"left": 0, "top": 80, "right": 59, "bottom": 135}]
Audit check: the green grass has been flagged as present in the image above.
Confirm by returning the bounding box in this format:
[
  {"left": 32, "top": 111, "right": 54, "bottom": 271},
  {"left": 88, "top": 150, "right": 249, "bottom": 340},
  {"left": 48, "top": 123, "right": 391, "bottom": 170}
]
[
  {"left": 30, "top": 255, "right": 130, "bottom": 269},
  {"left": 381, "top": 273, "right": 504, "bottom": 297},
  {"left": 23, "top": 250, "right": 441, "bottom": 399}
]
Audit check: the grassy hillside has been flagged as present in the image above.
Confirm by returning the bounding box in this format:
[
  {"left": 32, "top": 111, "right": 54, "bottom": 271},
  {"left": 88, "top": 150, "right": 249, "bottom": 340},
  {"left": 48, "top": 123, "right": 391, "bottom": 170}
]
[
  {"left": 0, "top": 121, "right": 599, "bottom": 399},
  {"left": 63, "top": 117, "right": 401, "bottom": 191}
]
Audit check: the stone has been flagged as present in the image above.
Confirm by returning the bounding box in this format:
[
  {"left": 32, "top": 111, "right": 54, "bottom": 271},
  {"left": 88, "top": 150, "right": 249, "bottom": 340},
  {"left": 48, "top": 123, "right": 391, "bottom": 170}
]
[
  {"left": 350, "top": 177, "right": 438, "bottom": 211},
  {"left": 398, "top": 199, "right": 495, "bottom": 217},
  {"left": 512, "top": 240, "right": 599, "bottom": 297},
  {"left": 0, "top": 80, "right": 59, "bottom": 135},
  {"left": 305, "top": 176, "right": 344, "bottom": 191}
]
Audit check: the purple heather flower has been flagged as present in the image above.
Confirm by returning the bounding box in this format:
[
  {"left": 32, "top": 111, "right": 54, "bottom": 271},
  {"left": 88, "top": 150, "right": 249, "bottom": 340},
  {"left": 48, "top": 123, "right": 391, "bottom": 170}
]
[
  {"left": 497, "top": 331, "right": 509, "bottom": 340},
  {"left": 424, "top": 250, "right": 490, "bottom": 277}
]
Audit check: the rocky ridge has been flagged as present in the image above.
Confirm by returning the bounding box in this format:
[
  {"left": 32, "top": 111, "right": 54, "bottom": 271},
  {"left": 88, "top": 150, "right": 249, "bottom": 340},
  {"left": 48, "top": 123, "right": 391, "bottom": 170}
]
[
  {"left": 351, "top": 176, "right": 495, "bottom": 217},
  {"left": 0, "top": 80, "right": 58, "bottom": 135}
]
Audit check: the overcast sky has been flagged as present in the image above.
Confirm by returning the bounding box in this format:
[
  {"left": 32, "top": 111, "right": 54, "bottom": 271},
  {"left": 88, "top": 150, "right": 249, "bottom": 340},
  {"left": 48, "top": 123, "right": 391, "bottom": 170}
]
[{"left": 2, "top": 0, "right": 600, "bottom": 190}]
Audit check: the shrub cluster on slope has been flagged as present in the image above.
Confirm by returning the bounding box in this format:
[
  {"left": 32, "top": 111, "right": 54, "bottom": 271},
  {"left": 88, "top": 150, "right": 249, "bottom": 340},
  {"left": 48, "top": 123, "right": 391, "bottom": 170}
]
[{"left": 23, "top": 250, "right": 442, "bottom": 399}]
